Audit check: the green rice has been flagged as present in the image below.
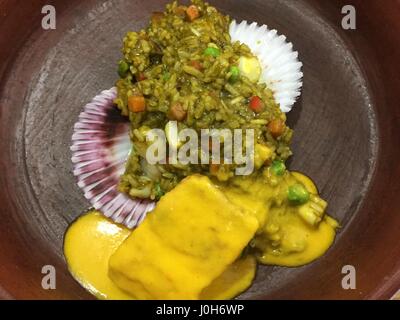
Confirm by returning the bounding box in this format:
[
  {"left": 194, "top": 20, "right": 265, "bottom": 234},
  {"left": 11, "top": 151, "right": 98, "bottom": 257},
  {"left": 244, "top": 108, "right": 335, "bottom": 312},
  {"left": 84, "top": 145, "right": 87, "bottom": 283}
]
[{"left": 115, "top": 0, "right": 292, "bottom": 200}]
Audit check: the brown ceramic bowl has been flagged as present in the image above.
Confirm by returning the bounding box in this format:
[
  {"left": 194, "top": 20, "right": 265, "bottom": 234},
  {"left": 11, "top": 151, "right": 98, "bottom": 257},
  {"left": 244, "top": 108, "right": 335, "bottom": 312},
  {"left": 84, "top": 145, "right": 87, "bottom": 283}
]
[{"left": 0, "top": 0, "right": 399, "bottom": 300}]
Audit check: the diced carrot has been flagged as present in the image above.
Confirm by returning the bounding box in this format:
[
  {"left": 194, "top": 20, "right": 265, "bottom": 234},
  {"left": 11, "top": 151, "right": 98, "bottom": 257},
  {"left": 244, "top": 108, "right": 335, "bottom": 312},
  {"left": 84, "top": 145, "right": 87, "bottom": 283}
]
[
  {"left": 186, "top": 5, "right": 200, "bottom": 21},
  {"left": 137, "top": 72, "right": 146, "bottom": 81},
  {"left": 151, "top": 12, "right": 164, "bottom": 24},
  {"left": 209, "top": 164, "right": 219, "bottom": 175},
  {"left": 128, "top": 95, "right": 146, "bottom": 113},
  {"left": 167, "top": 102, "right": 187, "bottom": 121},
  {"left": 190, "top": 60, "right": 203, "bottom": 71},
  {"left": 249, "top": 96, "right": 264, "bottom": 113},
  {"left": 268, "top": 119, "right": 286, "bottom": 138}
]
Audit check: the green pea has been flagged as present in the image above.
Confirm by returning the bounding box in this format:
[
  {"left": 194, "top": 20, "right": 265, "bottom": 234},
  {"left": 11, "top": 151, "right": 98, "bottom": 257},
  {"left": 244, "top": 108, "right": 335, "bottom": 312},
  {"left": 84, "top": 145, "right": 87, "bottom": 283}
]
[
  {"left": 288, "top": 183, "right": 310, "bottom": 205},
  {"left": 271, "top": 160, "right": 286, "bottom": 176},
  {"left": 118, "top": 60, "right": 130, "bottom": 77},
  {"left": 154, "top": 182, "right": 165, "bottom": 200},
  {"left": 163, "top": 71, "right": 170, "bottom": 81},
  {"left": 204, "top": 46, "right": 220, "bottom": 58},
  {"left": 229, "top": 65, "right": 240, "bottom": 83}
]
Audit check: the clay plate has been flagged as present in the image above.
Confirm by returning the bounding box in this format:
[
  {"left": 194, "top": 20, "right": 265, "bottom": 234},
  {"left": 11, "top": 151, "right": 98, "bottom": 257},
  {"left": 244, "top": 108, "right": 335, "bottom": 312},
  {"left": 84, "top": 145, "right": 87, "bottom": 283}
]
[{"left": 0, "top": 0, "right": 399, "bottom": 299}]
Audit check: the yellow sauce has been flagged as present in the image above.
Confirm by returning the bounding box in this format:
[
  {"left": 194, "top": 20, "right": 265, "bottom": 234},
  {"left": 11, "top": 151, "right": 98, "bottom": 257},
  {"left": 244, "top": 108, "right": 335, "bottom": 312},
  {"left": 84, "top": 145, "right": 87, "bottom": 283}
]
[
  {"left": 64, "top": 209, "right": 256, "bottom": 300},
  {"left": 63, "top": 211, "right": 133, "bottom": 299},
  {"left": 221, "top": 170, "right": 338, "bottom": 267},
  {"left": 108, "top": 175, "right": 259, "bottom": 299},
  {"left": 255, "top": 215, "right": 338, "bottom": 267},
  {"left": 200, "top": 255, "right": 256, "bottom": 300},
  {"left": 64, "top": 171, "right": 338, "bottom": 300}
]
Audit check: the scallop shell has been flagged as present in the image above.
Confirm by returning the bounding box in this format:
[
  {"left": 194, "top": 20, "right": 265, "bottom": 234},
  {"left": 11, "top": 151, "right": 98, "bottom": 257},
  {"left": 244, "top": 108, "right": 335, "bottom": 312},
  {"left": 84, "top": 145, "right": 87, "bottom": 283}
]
[
  {"left": 71, "top": 87, "right": 155, "bottom": 228},
  {"left": 229, "top": 20, "right": 303, "bottom": 113}
]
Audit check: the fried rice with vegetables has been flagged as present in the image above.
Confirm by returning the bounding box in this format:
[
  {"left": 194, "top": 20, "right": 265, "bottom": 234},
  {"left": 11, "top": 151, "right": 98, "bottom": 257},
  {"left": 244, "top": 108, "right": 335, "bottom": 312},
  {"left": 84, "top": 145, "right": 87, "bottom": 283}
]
[{"left": 115, "top": 0, "right": 293, "bottom": 200}]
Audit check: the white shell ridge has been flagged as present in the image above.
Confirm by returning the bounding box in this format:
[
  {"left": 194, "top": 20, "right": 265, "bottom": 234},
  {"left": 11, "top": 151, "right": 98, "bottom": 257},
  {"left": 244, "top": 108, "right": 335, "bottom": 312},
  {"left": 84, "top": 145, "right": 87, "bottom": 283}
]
[
  {"left": 71, "top": 87, "right": 155, "bottom": 228},
  {"left": 229, "top": 20, "right": 303, "bottom": 113}
]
